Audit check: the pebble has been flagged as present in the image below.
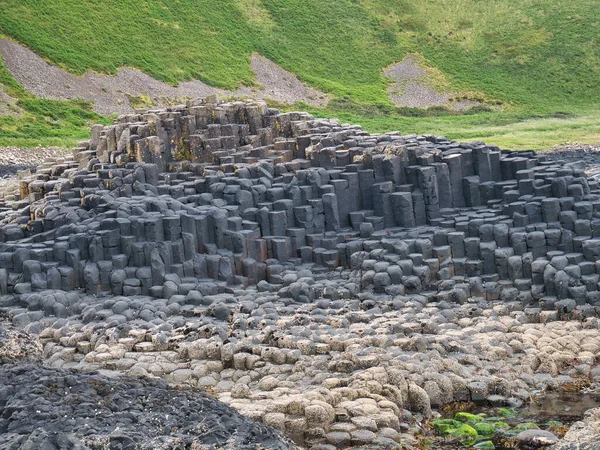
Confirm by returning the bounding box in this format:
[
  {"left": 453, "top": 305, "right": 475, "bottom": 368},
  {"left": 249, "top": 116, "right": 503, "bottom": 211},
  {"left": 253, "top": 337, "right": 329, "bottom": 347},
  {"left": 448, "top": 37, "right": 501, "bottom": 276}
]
[{"left": 515, "top": 429, "right": 559, "bottom": 447}]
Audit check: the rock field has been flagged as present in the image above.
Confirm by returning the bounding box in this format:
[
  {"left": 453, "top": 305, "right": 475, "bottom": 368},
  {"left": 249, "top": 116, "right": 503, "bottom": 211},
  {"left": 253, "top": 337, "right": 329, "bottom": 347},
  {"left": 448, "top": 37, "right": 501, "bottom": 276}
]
[{"left": 1, "top": 98, "right": 600, "bottom": 448}]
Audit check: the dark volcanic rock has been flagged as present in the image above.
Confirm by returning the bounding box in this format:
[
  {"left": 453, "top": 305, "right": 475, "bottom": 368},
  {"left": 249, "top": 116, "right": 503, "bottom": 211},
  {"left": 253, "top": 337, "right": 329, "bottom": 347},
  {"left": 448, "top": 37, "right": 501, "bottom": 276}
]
[
  {"left": 0, "top": 321, "right": 42, "bottom": 364},
  {"left": 0, "top": 363, "right": 295, "bottom": 450}
]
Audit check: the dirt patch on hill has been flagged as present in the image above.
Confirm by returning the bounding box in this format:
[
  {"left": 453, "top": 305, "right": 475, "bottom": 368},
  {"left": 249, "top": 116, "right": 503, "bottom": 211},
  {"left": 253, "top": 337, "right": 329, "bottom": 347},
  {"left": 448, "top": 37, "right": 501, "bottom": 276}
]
[
  {"left": 0, "top": 85, "right": 21, "bottom": 116},
  {"left": 384, "top": 55, "right": 481, "bottom": 111},
  {"left": 0, "top": 39, "right": 328, "bottom": 115},
  {"left": 238, "top": 54, "right": 328, "bottom": 107}
]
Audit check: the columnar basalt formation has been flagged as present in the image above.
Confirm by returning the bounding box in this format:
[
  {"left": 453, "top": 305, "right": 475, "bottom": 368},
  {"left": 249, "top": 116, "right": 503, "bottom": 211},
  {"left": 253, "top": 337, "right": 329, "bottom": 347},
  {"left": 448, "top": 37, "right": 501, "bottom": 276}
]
[
  {"left": 1, "top": 98, "right": 600, "bottom": 449},
  {"left": 0, "top": 97, "right": 599, "bottom": 312}
]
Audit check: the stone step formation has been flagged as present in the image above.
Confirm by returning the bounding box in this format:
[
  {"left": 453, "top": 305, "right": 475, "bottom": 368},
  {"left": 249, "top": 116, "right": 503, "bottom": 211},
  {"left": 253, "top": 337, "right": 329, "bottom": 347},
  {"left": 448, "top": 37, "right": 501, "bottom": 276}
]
[
  {"left": 2, "top": 97, "right": 600, "bottom": 449},
  {"left": 0, "top": 97, "right": 599, "bottom": 314}
]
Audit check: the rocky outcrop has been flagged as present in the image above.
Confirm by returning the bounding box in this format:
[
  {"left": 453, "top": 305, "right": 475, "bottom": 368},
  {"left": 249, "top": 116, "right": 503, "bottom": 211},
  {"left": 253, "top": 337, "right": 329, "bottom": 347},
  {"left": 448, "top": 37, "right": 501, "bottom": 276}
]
[
  {"left": 551, "top": 408, "right": 600, "bottom": 450},
  {"left": 0, "top": 362, "right": 295, "bottom": 449},
  {"left": 0, "top": 97, "right": 599, "bottom": 309},
  {"left": 1, "top": 97, "right": 600, "bottom": 448}
]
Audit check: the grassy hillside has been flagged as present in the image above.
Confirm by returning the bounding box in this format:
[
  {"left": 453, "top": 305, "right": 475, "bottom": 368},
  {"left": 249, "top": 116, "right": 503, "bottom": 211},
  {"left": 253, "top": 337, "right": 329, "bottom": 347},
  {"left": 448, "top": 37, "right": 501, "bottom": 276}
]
[
  {"left": 0, "top": 0, "right": 599, "bottom": 148},
  {"left": 0, "top": 54, "right": 109, "bottom": 148}
]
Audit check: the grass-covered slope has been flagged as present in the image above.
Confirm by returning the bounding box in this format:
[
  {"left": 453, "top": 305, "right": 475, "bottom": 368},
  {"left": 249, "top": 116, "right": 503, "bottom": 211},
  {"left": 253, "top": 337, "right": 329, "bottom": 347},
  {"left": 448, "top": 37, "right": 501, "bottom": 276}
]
[
  {"left": 0, "top": 0, "right": 599, "bottom": 148},
  {"left": 0, "top": 51, "right": 109, "bottom": 148}
]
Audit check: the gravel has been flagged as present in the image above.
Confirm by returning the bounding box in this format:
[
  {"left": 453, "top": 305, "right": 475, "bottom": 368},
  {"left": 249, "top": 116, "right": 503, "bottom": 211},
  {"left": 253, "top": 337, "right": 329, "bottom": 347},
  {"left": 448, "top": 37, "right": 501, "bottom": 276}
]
[
  {"left": 383, "top": 56, "right": 427, "bottom": 81},
  {"left": 238, "top": 54, "right": 329, "bottom": 107},
  {"left": 387, "top": 80, "right": 452, "bottom": 109},
  {"left": 0, "top": 39, "right": 328, "bottom": 115},
  {"left": 540, "top": 142, "right": 600, "bottom": 176},
  {"left": 383, "top": 55, "right": 480, "bottom": 111}
]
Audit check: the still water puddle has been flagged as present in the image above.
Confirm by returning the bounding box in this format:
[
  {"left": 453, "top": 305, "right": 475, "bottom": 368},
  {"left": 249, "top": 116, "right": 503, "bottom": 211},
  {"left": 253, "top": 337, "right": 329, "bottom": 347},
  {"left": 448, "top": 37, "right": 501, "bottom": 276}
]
[
  {"left": 430, "top": 392, "right": 600, "bottom": 449},
  {"left": 521, "top": 392, "right": 600, "bottom": 422}
]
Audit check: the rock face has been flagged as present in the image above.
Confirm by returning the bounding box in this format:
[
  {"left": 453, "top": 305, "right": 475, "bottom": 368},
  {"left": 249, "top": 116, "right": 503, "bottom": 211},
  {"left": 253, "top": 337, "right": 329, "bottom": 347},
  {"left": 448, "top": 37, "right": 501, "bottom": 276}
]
[
  {"left": 0, "top": 97, "right": 599, "bottom": 309},
  {"left": 2, "top": 97, "right": 600, "bottom": 448},
  {"left": 551, "top": 408, "right": 600, "bottom": 450},
  {"left": 0, "top": 321, "right": 42, "bottom": 364},
  {"left": 0, "top": 363, "right": 295, "bottom": 450}
]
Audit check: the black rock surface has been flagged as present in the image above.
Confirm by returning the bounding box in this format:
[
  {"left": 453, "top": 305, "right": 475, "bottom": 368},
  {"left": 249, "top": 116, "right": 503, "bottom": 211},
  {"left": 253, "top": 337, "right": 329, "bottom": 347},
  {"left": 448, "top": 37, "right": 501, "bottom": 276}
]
[{"left": 0, "top": 363, "right": 295, "bottom": 450}]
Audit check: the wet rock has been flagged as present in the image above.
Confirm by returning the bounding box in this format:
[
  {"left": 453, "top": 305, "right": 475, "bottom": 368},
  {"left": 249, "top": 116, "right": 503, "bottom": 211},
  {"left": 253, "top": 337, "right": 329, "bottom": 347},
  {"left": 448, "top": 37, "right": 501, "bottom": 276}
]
[
  {"left": 551, "top": 408, "right": 600, "bottom": 450},
  {"left": 515, "top": 429, "right": 559, "bottom": 447}
]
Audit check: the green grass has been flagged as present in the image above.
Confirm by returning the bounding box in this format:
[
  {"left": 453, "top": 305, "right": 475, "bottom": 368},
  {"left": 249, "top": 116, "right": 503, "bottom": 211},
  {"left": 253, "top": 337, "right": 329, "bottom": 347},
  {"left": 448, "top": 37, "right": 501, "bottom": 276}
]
[
  {"left": 0, "top": 0, "right": 599, "bottom": 148},
  {"left": 298, "top": 100, "right": 600, "bottom": 150},
  {"left": 0, "top": 58, "right": 109, "bottom": 147}
]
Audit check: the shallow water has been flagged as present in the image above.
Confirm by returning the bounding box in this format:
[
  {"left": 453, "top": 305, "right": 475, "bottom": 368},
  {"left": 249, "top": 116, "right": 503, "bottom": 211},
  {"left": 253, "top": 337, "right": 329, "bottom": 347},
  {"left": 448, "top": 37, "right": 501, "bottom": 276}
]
[
  {"left": 434, "top": 393, "right": 600, "bottom": 449},
  {"left": 521, "top": 392, "right": 600, "bottom": 423}
]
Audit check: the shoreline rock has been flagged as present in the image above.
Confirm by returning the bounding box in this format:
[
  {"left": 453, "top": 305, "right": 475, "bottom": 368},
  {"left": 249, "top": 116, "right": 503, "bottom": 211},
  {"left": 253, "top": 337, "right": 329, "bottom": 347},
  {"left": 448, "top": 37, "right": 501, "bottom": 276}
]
[
  {"left": 550, "top": 408, "right": 600, "bottom": 450},
  {"left": 1, "top": 99, "right": 600, "bottom": 448},
  {"left": 0, "top": 360, "right": 296, "bottom": 450}
]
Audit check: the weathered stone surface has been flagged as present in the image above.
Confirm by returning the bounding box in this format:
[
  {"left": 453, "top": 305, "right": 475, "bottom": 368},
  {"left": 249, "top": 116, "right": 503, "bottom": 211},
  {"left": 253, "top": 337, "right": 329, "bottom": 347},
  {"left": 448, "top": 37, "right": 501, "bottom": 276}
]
[
  {"left": 0, "top": 362, "right": 293, "bottom": 449},
  {"left": 1, "top": 97, "right": 600, "bottom": 449},
  {"left": 551, "top": 408, "right": 600, "bottom": 450}
]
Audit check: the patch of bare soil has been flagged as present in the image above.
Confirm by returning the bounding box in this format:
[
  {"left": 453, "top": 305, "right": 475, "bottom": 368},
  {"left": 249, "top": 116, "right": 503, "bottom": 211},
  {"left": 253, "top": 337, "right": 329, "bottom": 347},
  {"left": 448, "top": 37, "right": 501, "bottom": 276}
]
[
  {"left": 384, "top": 55, "right": 480, "bottom": 111},
  {"left": 238, "top": 54, "right": 329, "bottom": 107},
  {"left": 0, "top": 39, "right": 328, "bottom": 115}
]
